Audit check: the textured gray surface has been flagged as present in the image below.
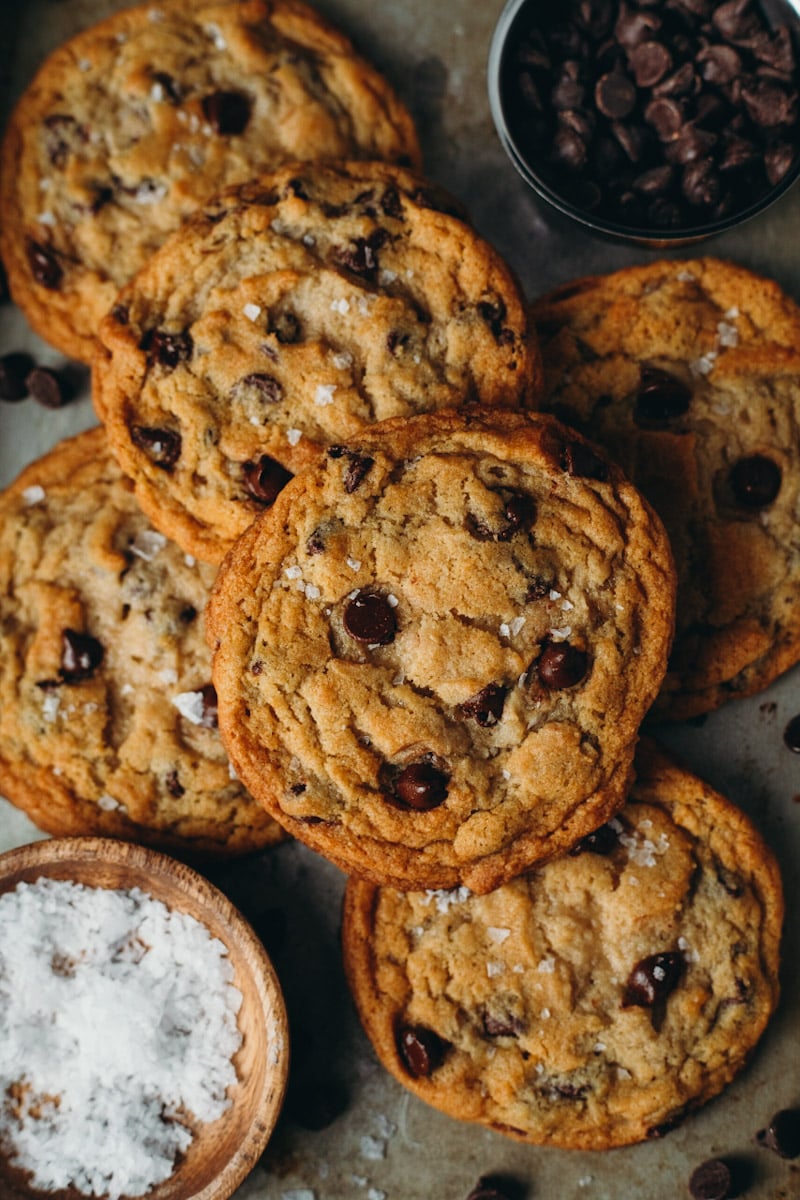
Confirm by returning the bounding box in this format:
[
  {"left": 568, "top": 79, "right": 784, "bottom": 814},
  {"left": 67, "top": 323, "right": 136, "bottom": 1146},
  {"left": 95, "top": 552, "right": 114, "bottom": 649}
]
[{"left": 0, "top": 2, "right": 799, "bottom": 1198}]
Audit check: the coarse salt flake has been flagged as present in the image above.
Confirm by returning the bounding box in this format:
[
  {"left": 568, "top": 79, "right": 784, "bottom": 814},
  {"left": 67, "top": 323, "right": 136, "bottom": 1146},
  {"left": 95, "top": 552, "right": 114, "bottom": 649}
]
[
  {"left": 487, "top": 926, "right": 511, "bottom": 944},
  {"left": 22, "top": 485, "right": 45, "bottom": 506},
  {"left": 717, "top": 321, "right": 739, "bottom": 347},
  {"left": 158, "top": 668, "right": 178, "bottom": 685},
  {"left": 540, "top": 1007, "right": 551, "bottom": 1019},
  {"left": 314, "top": 384, "right": 336, "bottom": 406},
  {"left": 502, "top": 769, "right": 511, "bottom": 780},
  {"left": 97, "top": 793, "right": 122, "bottom": 811},
  {"left": 282, "top": 1192, "right": 316, "bottom": 1200},
  {"left": 537, "top": 955, "right": 556, "bottom": 974},
  {"left": 129, "top": 529, "right": 167, "bottom": 561},
  {"left": 676, "top": 270, "right": 696, "bottom": 282},
  {"left": 171, "top": 691, "right": 206, "bottom": 725},
  {"left": 509, "top": 615, "right": 526, "bottom": 636},
  {"left": 347, "top": 558, "right": 362, "bottom": 571},
  {"left": 549, "top": 625, "right": 571, "bottom": 641},
  {"left": 184, "top": 554, "right": 196, "bottom": 567},
  {"left": 487, "top": 961, "right": 505, "bottom": 978},
  {"left": 331, "top": 297, "right": 351, "bottom": 315},
  {"left": 368, "top": 1190, "right": 387, "bottom": 1200},
  {"left": 243, "top": 303, "right": 262, "bottom": 322},
  {"left": 286, "top": 428, "right": 302, "bottom": 446},
  {"left": 690, "top": 351, "right": 717, "bottom": 376},
  {"left": 284, "top": 565, "right": 303, "bottom": 579},
  {"left": 204, "top": 22, "right": 227, "bottom": 48},
  {"left": 304, "top": 583, "right": 321, "bottom": 600},
  {"left": 421, "top": 887, "right": 471, "bottom": 913},
  {"left": 360, "top": 1135, "right": 386, "bottom": 1160},
  {"left": 42, "top": 694, "right": 60, "bottom": 723},
  {"left": 387, "top": 594, "right": 399, "bottom": 607},
  {"left": 37, "top": 211, "right": 56, "bottom": 226},
  {"left": 332, "top": 351, "right": 353, "bottom": 369},
  {"left": 0, "top": 878, "right": 243, "bottom": 1200},
  {"left": 499, "top": 622, "right": 510, "bottom": 638}
]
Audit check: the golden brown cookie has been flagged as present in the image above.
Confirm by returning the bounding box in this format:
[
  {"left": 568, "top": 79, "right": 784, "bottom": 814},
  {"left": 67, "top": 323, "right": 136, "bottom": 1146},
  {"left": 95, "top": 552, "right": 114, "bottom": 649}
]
[
  {"left": 342, "top": 740, "right": 784, "bottom": 1149},
  {"left": 0, "top": 426, "right": 283, "bottom": 857},
  {"left": 530, "top": 257, "right": 800, "bottom": 720},
  {"left": 94, "top": 161, "right": 539, "bottom": 563},
  {"left": 206, "top": 409, "right": 675, "bottom": 893},
  {"left": 0, "top": 0, "right": 420, "bottom": 362}
]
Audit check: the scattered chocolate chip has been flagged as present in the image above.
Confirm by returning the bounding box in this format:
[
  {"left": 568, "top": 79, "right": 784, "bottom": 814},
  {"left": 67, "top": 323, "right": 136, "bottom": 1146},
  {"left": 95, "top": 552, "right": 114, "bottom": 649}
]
[
  {"left": 688, "top": 1158, "right": 732, "bottom": 1200},
  {"left": 242, "top": 456, "right": 293, "bottom": 506},
  {"left": 343, "top": 454, "right": 374, "bottom": 493},
  {"left": 343, "top": 590, "right": 397, "bottom": 645},
  {"left": 0, "top": 353, "right": 35, "bottom": 401},
  {"left": 397, "top": 1024, "right": 449, "bottom": 1076},
  {"left": 166, "top": 770, "right": 185, "bottom": 798},
  {"left": 477, "top": 297, "right": 511, "bottom": 340},
  {"left": 755, "top": 1107, "right": 800, "bottom": 1158},
  {"left": 201, "top": 90, "right": 252, "bottom": 135},
  {"left": 179, "top": 605, "right": 197, "bottom": 623},
  {"left": 595, "top": 69, "right": 637, "bottom": 117},
  {"left": 25, "top": 366, "right": 70, "bottom": 409},
  {"left": 634, "top": 366, "right": 692, "bottom": 424},
  {"left": 27, "top": 240, "right": 62, "bottom": 289},
  {"left": 197, "top": 683, "right": 218, "bottom": 729},
  {"left": 142, "top": 329, "right": 193, "bottom": 369},
  {"left": 270, "top": 311, "right": 301, "bottom": 344},
  {"left": 629, "top": 41, "right": 672, "bottom": 88},
  {"left": 130, "top": 425, "right": 181, "bottom": 469},
  {"left": 42, "top": 113, "right": 86, "bottom": 167},
  {"left": 60, "top": 629, "right": 104, "bottom": 682},
  {"left": 560, "top": 439, "right": 609, "bottom": 480},
  {"left": 332, "top": 230, "right": 388, "bottom": 281},
  {"left": 231, "top": 373, "right": 283, "bottom": 406},
  {"left": 729, "top": 454, "right": 781, "bottom": 508},
  {"left": 482, "top": 1012, "right": 525, "bottom": 1038},
  {"left": 536, "top": 641, "right": 588, "bottom": 689},
  {"left": 393, "top": 760, "right": 449, "bottom": 810},
  {"left": 645, "top": 95, "right": 686, "bottom": 141},
  {"left": 460, "top": 683, "right": 507, "bottom": 727},
  {"left": 111, "top": 303, "right": 129, "bottom": 325},
  {"left": 569, "top": 821, "right": 620, "bottom": 855},
  {"left": 783, "top": 713, "right": 800, "bottom": 751},
  {"left": 621, "top": 951, "right": 684, "bottom": 1007}
]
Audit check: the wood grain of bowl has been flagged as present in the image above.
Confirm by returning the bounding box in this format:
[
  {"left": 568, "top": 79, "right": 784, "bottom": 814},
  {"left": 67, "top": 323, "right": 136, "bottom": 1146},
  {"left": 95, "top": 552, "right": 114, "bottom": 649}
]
[{"left": 0, "top": 837, "right": 289, "bottom": 1200}]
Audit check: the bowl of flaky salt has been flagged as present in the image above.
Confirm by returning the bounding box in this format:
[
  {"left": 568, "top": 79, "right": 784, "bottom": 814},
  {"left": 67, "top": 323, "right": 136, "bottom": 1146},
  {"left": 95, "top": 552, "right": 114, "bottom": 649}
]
[{"left": 0, "top": 837, "right": 289, "bottom": 1200}]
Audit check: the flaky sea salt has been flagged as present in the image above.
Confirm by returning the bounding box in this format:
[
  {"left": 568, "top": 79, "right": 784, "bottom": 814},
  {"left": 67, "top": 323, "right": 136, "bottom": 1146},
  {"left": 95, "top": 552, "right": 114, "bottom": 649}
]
[
  {"left": 22, "top": 485, "right": 45, "bottom": 506},
  {"left": 314, "top": 384, "right": 337, "bottom": 406},
  {"left": 243, "top": 302, "right": 262, "bottom": 322},
  {"left": 129, "top": 529, "right": 167, "bottom": 562},
  {"left": 487, "top": 926, "right": 511, "bottom": 944},
  {"left": 286, "top": 428, "right": 302, "bottom": 446},
  {"left": 171, "top": 691, "right": 206, "bottom": 725},
  {"left": 360, "top": 1135, "right": 386, "bottom": 1160},
  {"left": 0, "top": 878, "right": 242, "bottom": 1200},
  {"left": 42, "top": 694, "right": 60, "bottom": 723},
  {"left": 421, "top": 886, "right": 471, "bottom": 913}
]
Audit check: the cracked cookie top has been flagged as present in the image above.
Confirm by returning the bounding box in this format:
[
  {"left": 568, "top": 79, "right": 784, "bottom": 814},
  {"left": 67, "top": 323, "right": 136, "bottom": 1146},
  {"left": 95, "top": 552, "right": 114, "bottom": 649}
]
[
  {"left": 0, "top": 426, "right": 282, "bottom": 857},
  {"left": 342, "top": 740, "right": 784, "bottom": 1149},
  {"left": 94, "top": 161, "right": 540, "bottom": 563},
  {"left": 0, "top": 0, "right": 421, "bottom": 362},
  {"left": 530, "top": 257, "right": 800, "bottom": 720},
  {"left": 206, "top": 410, "right": 676, "bottom": 892}
]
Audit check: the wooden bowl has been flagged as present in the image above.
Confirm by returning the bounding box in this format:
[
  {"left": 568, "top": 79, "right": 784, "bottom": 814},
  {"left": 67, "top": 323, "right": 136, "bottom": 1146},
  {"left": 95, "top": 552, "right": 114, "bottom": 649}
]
[{"left": 0, "top": 837, "right": 289, "bottom": 1200}]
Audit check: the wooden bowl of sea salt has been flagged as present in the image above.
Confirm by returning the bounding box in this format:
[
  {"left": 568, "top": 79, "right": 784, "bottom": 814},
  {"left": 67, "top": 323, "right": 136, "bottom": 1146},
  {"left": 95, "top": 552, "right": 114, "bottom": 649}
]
[{"left": 0, "top": 837, "right": 289, "bottom": 1200}]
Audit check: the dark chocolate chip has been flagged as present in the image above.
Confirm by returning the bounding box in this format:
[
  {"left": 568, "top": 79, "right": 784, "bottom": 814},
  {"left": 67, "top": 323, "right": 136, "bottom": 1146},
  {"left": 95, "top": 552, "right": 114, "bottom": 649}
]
[
  {"left": 60, "top": 629, "right": 104, "bottom": 682},
  {"left": 615, "top": 3, "right": 662, "bottom": 47},
  {"left": 477, "top": 297, "right": 509, "bottom": 340},
  {"left": 621, "top": 951, "right": 684, "bottom": 1007},
  {"left": 201, "top": 90, "right": 252, "bottom": 135},
  {"left": 633, "top": 163, "right": 675, "bottom": 194},
  {"left": 381, "top": 185, "right": 404, "bottom": 219},
  {"left": 611, "top": 120, "right": 650, "bottom": 162},
  {"left": 713, "top": 0, "right": 760, "bottom": 40},
  {"left": 552, "top": 125, "right": 589, "bottom": 171},
  {"left": 0, "top": 353, "right": 35, "bottom": 402},
  {"left": 595, "top": 70, "right": 637, "bottom": 118},
  {"left": 270, "top": 311, "right": 301, "bottom": 344},
  {"left": 343, "top": 454, "right": 374, "bottom": 493},
  {"left": 165, "top": 770, "right": 185, "bottom": 798},
  {"left": 783, "top": 713, "right": 800, "bottom": 751},
  {"left": 729, "top": 454, "right": 781, "bottom": 508},
  {"left": 696, "top": 43, "right": 742, "bottom": 85},
  {"left": 111, "top": 303, "right": 129, "bottom": 325},
  {"left": 197, "top": 683, "right": 218, "bottom": 729},
  {"left": 26, "top": 366, "right": 70, "bottom": 409},
  {"left": 719, "top": 136, "right": 759, "bottom": 171},
  {"left": 765, "top": 142, "right": 796, "bottom": 184},
  {"left": 682, "top": 158, "right": 721, "bottom": 206},
  {"left": 755, "top": 1108, "right": 800, "bottom": 1158},
  {"left": 142, "top": 328, "right": 193, "bottom": 369},
  {"left": 232, "top": 373, "right": 283, "bottom": 405},
  {"left": 628, "top": 41, "right": 672, "bottom": 88},
  {"left": 465, "top": 1176, "right": 519, "bottom": 1200},
  {"left": 27, "top": 240, "right": 63, "bottom": 289},
  {"left": 397, "top": 1024, "right": 449, "bottom": 1077},
  {"left": 394, "top": 761, "right": 449, "bottom": 810},
  {"left": 537, "top": 641, "right": 588, "bottom": 689},
  {"left": 482, "top": 1012, "right": 525, "bottom": 1037},
  {"left": 551, "top": 63, "right": 586, "bottom": 109},
  {"left": 343, "top": 590, "right": 397, "bottom": 644},
  {"left": 332, "top": 230, "right": 388, "bottom": 282},
  {"left": 560, "top": 439, "right": 609, "bottom": 480},
  {"left": 130, "top": 425, "right": 181, "bottom": 470},
  {"left": 242, "top": 455, "right": 293, "bottom": 505},
  {"left": 634, "top": 366, "right": 692, "bottom": 424},
  {"left": 644, "top": 96, "right": 685, "bottom": 141},
  {"left": 688, "top": 1159, "right": 732, "bottom": 1200},
  {"left": 460, "top": 683, "right": 507, "bottom": 727},
  {"left": 42, "top": 113, "right": 86, "bottom": 167},
  {"left": 741, "top": 79, "right": 796, "bottom": 126},
  {"left": 668, "top": 125, "right": 719, "bottom": 165},
  {"left": 569, "top": 821, "right": 620, "bottom": 855}
]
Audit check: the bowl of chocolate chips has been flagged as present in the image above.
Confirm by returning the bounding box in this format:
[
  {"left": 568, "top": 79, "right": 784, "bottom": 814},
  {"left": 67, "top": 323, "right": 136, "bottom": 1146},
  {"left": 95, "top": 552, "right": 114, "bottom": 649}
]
[{"left": 488, "top": 0, "right": 800, "bottom": 244}]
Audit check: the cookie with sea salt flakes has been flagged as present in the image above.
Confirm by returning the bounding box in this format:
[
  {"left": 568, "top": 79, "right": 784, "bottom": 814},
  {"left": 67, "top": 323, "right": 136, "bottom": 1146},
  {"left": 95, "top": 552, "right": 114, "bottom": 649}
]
[
  {"left": 342, "top": 739, "right": 784, "bottom": 1149},
  {"left": 530, "top": 257, "right": 800, "bottom": 721},
  {"left": 94, "top": 160, "right": 539, "bottom": 565},
  {"left": 0, "top": 426, "right": 283, "bottom": 857},
  {"left": 0, "top": 0, "right": 421, "bottom": 363},
  {"left": 205, "top": 409, "right": 675, "bottom": 893}
]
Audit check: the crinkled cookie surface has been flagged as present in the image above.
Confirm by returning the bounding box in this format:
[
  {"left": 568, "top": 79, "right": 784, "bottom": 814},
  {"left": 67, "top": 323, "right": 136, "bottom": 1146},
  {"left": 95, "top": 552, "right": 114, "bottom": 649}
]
[
  {"left": 531, "top": 257, "right": 800, "bottom": 719},
  {"left": 343, "top": 740, "right": 784, "bottom": 1149},
  {"left": 94, "top": 161, "right": 539, "bottom": 562},
  {"left": 0, "top": 426, "right": 282, "bottom": 856},
  {"left": 0, "top": 0, "right": 421, "bottom": 361},
  {"left": 206, "top": 410, "right": 675, "bottom": 892}
]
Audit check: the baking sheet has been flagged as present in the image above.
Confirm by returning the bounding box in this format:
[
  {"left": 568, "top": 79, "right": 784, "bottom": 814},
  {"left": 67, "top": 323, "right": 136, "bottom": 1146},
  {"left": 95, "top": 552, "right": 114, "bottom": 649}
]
[{"left": 1, "top": 2, "right": 799, "bottom": 1198}]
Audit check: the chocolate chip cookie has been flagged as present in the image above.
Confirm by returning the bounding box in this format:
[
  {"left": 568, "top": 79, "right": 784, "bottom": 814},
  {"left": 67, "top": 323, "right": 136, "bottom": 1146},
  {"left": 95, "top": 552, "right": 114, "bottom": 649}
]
[
  {"left": 94, "top": 161, "right": 539, "bottom": 563},
  {"left": 0, "top": 0, "right": 421, "bottom": 362},
  {"left": 530, "top": 257, "right": 800, "bottom": 720},
  {"left": 342, "top": 739, "right": 784, "bottom": 1148},
  {"left": 205, "top": 409, "right": 676, "bottom": 893},
  {"left": 0, "top": 426, "right": 282, "bottom": 856}
]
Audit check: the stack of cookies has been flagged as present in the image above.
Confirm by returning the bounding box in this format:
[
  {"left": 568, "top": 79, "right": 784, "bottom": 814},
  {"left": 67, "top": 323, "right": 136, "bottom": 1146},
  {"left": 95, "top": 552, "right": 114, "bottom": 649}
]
[{"left": 0, "top": 0, "right": 787, "bottom": 1160}]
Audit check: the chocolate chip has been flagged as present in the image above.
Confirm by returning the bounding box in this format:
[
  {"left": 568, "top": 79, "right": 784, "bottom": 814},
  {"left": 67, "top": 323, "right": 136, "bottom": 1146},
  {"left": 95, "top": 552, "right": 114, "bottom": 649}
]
[
  {"left": 343, "top": 454, "right": 374, "bottom": 493},
  {"left": 629, "top": 41, "right": 672, "bottom": 87},
  {"left": 332, "top": 230, "right": 388, "bottom": 282},
  {"left": 644, "top": 96, "right": 685, "bottom": 141},
  {"left": 397, "top": 1024, "right": 449, "bottom": 1077},
  {"left": 633, "top": 163, "right": 675, "bottom": 194},
  {"left": 394, "top": 760, "right": 449, "bottom": 810},
  {"left": 60, "top": 629, "right": 104, "bottom": 682},
  {"left": 552, "top": 125, "right": 589, "bottom": 171},
  {"left": 242, "top": 456, "right": 292, "bottom": 505},
  {"left": 551, "top": 62, "right": 586, "bottom": 109},
  {"left": 232, "top": 373, "right": 283, "bottom": 405},
  {"left": 165, "top": 770, "right": 185, "bottom": 798},
  {"left": 569, "top": 821, "right": 619, "bottom": 855},
  {"left": 615, "top": 3, "right": 662, "bottom": 47},
  {"left": 130, "top": 426, "right": 181, "bottom": 470},
  {"left": 477, "top": 297, "right": 510, "bottom": 340},
  {"left": 682, "top": 157, "right": 721, "bottom": 205},
  {"left": 634, "top": 366, "right": 692, "bottom": 423},
  {"left": 465, "top": 1175, "right": 521, "bottom": 1200},
  {"left": 111, "top": 303, "right": 129, "bottom": 325},
  {"left": 460, "top": 683, "right": 507, "bottom": 727},
  {"left": 42, "top": 114, "right": 86, "bottom": 167},
  {"left": 270, "top": 311, "right": 301, "bottom": 344},
  {"left": 343, "top": 590, "right": 397, "bottom": 644},
  {"left": 142, "top": 329, "right": 193, "bottom": 370},
  {"left": 25, "top": 366, "right": 70, "bottom": 409},
  {"left": 381, "top": 185, "right": 404, "bottom": 219},
  {"left": 729, "top": 454, "right": 781, "bottom": 507},
  {"left": 756, "top": 1108, "right": 800, "bottom": 1158},
  {"left": 0, "top": 353, "right": 35, "bottom": 401},
  {"left": 560, "top": 439, "right": 609, "bottom": 480},
  {"left": 482, "top": 1012, "right": 525, "bottom": 1038},
  {"left": 201, "top": 90, "right": 252, "bottom": 135},
  {"left": 783, "top": 714, "right": 800, "bottom": 752},
  {"left": 27, "top": 240, "right": 62, "bottom": 289},
  {"left": 688, "top": 1159, "right": 733, "bottom": 1200},
  {"left": 621, "top": 951, "right": 684, "bottom": 1007},
  {"left": 537, "top": 641, "right": 588, "bottom": 689},
  {"left": 713, "top": 0, "right": 760, "bottom": 41},
  {"left": 197, "top": 683, "right": 218, "bottom": 729},
  {"left": 765, "top": 141, "right": 796, "bottom": 183},
  {"left": 742, "top": 79, "right": 797, "bottom": 126},
  {"left": 697, "top": 43, "right": 742, "bottom": 85},
  {"left": 595, "top": 70, "right": 637, "bottom": 118}
]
